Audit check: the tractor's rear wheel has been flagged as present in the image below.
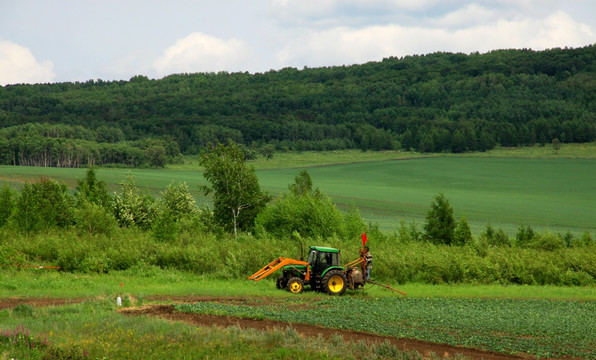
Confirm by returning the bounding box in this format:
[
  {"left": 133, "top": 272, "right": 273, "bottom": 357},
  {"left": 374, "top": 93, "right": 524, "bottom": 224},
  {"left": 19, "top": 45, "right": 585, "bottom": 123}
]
[
  {"left": 286, "top": 277, "right": 304, "bottom": 294},
  {"left": 322, "top": 270, "right": 347, "bottom": 295}
]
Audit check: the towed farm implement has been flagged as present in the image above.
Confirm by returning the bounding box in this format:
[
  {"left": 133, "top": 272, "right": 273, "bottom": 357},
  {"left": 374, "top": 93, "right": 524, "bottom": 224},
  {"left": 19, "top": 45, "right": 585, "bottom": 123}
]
[{"left": 248, "top": 244, "right": 406, "bottom": 296}]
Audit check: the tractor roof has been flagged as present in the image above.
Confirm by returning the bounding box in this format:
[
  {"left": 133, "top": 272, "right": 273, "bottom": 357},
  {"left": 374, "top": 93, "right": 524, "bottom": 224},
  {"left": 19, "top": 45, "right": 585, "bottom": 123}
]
[{"left": 309, "top": 246, "right": 340, "bottom": 253}]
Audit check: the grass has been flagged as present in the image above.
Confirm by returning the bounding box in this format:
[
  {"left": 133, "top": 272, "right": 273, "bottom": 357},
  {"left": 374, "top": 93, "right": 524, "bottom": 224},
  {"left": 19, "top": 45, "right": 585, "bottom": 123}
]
[
  {"left": 1, "top": 269, "right": 594, "bottom": 359},
  {"left": 2, "top": 269, "right": 595, "bottom": 301},
  {"left": 1, "top": 143, "right": 595, "bottom": 236}
]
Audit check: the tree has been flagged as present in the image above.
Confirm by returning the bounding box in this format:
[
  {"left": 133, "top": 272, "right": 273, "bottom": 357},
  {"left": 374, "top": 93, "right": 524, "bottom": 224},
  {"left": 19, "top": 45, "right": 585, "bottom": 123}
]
[
  {"left": 199, "top": 141, "right": 270, "bottom": 239},
  {"left": 75, "top": 167, "right": 110, "bottom": 208},
  {"left": 145, "top": 145, "right": 167, "bottom": 169},
  {"left": 260, "top": 144, "right": 275, "bottom": 160},
  {"left": 552, "top": 138, "right": 561, "bottom": 154},
  {"left": 423, "top": 193, "right": 456, "bottom": 245},
  {"left": 288, "top": 169, "right": 320, "bottom": 197}
]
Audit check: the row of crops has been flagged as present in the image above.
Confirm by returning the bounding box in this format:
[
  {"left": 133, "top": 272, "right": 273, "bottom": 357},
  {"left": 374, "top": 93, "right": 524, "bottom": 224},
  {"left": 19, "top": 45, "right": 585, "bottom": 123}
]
[{"left": 177, "top": 297, "right": 596, "bottom": 359}]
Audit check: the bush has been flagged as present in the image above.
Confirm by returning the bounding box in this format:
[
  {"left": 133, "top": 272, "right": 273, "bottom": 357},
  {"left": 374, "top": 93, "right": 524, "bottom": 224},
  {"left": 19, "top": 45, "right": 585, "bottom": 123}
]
[
  {"left": 112, "top": 172, "right": 157, "bottom": 230},
  {"left": 527, "top": 230, "right": 565, "bottom": 251},
  {"left": 12, "top": 180, "right": 75, "bottom": 232},
  {"left": 74, "top": 201, "right": 118, "bottom": 236},
  {"left": 255, "top": 193, "right": 359, "bottom": 240}
]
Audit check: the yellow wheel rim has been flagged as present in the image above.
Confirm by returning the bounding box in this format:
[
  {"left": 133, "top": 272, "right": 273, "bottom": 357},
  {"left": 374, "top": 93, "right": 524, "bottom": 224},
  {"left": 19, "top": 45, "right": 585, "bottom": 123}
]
[
  {"left": 289, "top": 281, "right": 303, "bottom": 293},
  {"left": 328, "top": 275, "right": 344, "bottom": 293}
]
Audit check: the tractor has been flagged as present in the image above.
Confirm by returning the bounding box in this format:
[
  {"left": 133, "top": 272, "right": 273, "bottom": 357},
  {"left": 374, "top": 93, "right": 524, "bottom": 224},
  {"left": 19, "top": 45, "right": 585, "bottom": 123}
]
[{"left": 248, "top": 245, "right": 370, "bottom": 295}]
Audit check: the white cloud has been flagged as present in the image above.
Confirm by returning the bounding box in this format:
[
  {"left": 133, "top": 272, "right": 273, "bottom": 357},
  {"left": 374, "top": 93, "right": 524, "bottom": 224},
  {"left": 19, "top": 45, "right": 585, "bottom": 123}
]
[
  {"left": 431, "top": 3, "right": 499, "bottom": 28},
  {"left": 153, "top": 33, "right": 253, "bottom": 76},
  {"left": 0, "top": 38, "right": 55, "bottom": 86},
  {"left": 276, "top": 10, "right": 594, "bottom": 68}
]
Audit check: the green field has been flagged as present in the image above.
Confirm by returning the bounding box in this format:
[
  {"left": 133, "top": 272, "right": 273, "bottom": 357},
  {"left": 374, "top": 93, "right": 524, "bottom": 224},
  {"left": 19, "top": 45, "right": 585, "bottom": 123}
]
[
  {"left": 1, "top": 270, "right": 595, "bottom": 359},
  {"left": 1, "top": 146, "right": 595, "bottom": 236}
]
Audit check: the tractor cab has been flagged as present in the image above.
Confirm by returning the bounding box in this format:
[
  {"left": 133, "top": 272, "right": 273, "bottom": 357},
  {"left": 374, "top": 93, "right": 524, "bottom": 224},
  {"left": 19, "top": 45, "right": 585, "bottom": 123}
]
[{"left": 307, "top": 246, "right": 340, "bottom": 274}]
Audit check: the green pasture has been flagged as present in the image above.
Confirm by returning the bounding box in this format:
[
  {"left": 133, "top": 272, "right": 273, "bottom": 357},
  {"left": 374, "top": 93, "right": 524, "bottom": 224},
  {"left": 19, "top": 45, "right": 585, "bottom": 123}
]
[{"left": 1, "top": 146, "right": 595, "bottom": 236}]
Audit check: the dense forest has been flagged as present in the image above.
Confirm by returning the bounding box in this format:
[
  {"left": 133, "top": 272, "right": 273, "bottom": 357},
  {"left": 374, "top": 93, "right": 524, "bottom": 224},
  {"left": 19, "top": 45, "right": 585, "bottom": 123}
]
[{"left": 1, "top": 45, "right": 595, "bottom": 167}]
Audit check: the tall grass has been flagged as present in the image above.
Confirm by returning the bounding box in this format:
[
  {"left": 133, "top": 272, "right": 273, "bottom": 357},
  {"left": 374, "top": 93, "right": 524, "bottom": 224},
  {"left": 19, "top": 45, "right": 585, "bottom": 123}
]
[{"left": 1, "top": 226, "right": 594, "bottom": 287}]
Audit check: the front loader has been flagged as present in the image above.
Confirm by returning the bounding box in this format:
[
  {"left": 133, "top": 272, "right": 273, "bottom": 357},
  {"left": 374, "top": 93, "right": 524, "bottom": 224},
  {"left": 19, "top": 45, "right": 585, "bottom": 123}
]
[{"left": 248, "top": 245, "right": 404, "bottom": 296}]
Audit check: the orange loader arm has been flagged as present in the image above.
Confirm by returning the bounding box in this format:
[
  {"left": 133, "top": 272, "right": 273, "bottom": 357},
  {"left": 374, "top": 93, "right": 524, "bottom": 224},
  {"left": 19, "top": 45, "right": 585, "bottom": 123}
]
[{"left": 247, "top": 257, "right": 310, "bottom": 281}]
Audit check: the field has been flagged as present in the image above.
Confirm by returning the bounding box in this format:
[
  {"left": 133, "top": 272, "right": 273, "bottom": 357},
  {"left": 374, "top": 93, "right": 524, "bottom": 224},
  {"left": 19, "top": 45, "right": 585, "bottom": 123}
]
[
  {"left": 1, "top": 270, "right": 595, "bottom": 359},
  {"left": 1, "top": 145, "right": 595, "bottom": 359},
  {"left": 1, "top": 144, "right": 595, "bottom": 236}
]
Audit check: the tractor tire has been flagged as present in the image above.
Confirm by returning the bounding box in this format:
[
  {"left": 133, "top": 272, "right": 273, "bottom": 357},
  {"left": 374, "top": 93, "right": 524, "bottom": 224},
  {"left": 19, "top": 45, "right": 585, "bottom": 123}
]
[
  {"left": 286, "top": 277, "right": 304, "bottom": 294},
  {"left": 322, "top": 270, "right": 347, "bottom": 295},
  {"left": 276, "top": 276, "right": 287, "bottom": 289}
]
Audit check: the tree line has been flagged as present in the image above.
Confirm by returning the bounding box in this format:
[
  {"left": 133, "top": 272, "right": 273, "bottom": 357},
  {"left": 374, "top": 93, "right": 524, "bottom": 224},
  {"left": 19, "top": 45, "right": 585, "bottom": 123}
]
[{"left": 1, "top": 46, "right": 595, "bottom": 167}]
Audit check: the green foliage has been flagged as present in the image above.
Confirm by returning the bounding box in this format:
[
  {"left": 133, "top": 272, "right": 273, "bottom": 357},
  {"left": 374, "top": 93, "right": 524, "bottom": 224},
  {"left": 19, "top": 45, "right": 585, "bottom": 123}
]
[
  {"left": 481, "top": 223, "right": 511, "bottom": 247},
  {"left": 12, "top": 179, "right": 74, "bottom": 232},
  {"left": 151, "top": 209, "right": 179, "bottom": 242},
  {"left": 145, "top": 145, "right": 167, "bottom": 169},
  {"left": 112, "top": 172, "right": 156, "bottom": 230},
  {"left": 515, "top": 224, "right": 535, "bottom": 247},
  {"left": 255, "top": 192, "right": 364, "bottom": 240},
  {"left": 159, "top": 182, "right": 198, "bottom": 220},
  {"left": 199, "top": 141, "right": 270, "bottom": 238},
  {"left": 0, "top": 183, "right": 15, "bottom": 228},
  {"left": 257, "top": 169, "right": 364, "bottom": 240},
  {"left": 453, "top": 217, "right": 473, "bottom": 246},
  {"left": 2, "top": 46, "right": 596, "bottom": 167},
  {"left": 423, "top": 193, "right": 455, "bottom": 245},
  {"left": 288, "top": 169, "right": 321, "bottom": 197},
  {"left": 75, "top": 167, "right": 110, "bottom": 208},
  {"left": 74, "top": 201, "right": 118, "bottom": 236},
  {"left": 526, "top": 230, "right": 566, "bottom": 251}
]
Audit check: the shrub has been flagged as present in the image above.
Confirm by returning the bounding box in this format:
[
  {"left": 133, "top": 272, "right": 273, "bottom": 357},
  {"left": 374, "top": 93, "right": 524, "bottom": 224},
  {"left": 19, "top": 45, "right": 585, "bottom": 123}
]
[
  {"left": 255, "top": 193, "right": 352, "bottom": 239},
  {"left": 528, "top": 230, "right": 565, "bottom": 251},
  {"left": 159, "top": 182, "right": 198, "bottom": 221},
  {"left": 112, "top": 172, "right": 157, "bottom": 230},
  {"left": 12, "top": 179, "right": 74, "bottom": 232},
  {"left": 74, "top": 201, "right": 118, "bottom": 236}
]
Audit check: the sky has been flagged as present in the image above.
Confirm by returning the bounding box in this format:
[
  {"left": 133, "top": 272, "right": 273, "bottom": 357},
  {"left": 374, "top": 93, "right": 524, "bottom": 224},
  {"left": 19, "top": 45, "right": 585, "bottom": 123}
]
[{"left": 1, "top": 0, "right": 595, "bottom": 86}]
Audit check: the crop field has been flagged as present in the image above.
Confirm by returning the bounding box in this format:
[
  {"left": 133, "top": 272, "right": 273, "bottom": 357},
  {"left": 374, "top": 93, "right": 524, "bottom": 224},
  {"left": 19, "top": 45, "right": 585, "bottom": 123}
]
[
  {"left": 176, "top": 296, "right": 596, "bottom": 359},
  {"left": 1, "top": 147, "right": 595, "bottom": 236},
  {"left": 1, "top": 271, "right": 595, "bottom": 359}
]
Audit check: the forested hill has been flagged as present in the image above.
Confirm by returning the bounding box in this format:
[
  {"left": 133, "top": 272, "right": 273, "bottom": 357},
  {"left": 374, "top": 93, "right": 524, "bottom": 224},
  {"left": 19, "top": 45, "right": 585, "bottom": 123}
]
[{"left": 1, "top": 45, "right": 595, "bottom": 167}]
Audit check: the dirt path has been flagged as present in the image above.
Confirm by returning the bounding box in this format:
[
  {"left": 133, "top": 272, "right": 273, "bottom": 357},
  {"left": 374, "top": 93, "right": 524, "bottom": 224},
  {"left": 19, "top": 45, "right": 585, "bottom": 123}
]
[{"left": 1, "top": 296, "right": 529, "bottom": 360}]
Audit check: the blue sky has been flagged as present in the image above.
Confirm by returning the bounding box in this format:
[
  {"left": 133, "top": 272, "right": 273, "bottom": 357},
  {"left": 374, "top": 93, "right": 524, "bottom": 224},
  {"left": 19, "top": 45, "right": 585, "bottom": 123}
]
[{"left": 1, "top": 0, "right": 595, "bottom": 85}]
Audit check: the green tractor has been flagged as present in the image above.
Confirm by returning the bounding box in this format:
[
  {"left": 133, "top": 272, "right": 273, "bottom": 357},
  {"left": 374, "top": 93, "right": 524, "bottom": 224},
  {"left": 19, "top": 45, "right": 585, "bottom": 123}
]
[{"left": 248, "top": 246, "right": 366, "bottom": 295}]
